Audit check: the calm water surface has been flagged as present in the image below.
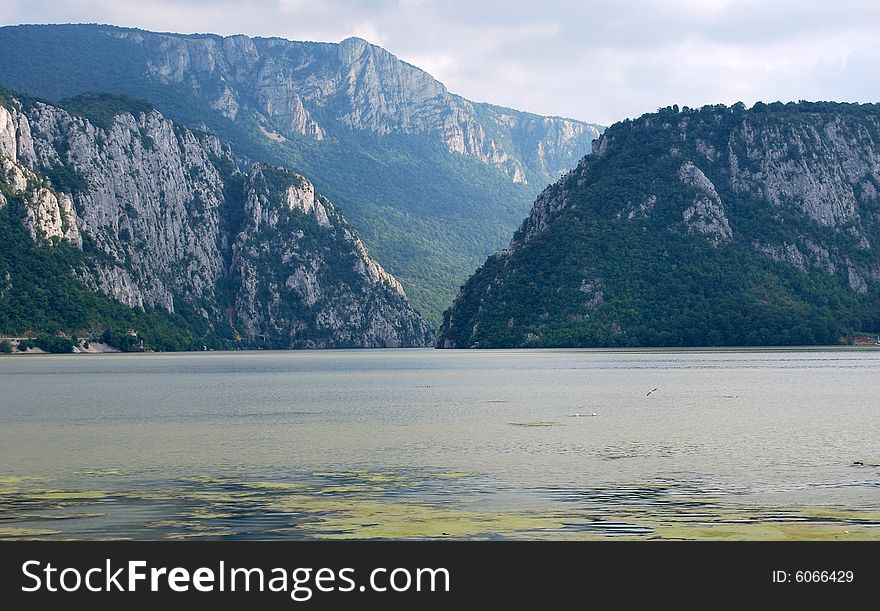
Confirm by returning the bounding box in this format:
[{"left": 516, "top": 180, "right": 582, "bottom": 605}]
[{"left": 1, "top": 349, "right": 878, "bottom": 539}]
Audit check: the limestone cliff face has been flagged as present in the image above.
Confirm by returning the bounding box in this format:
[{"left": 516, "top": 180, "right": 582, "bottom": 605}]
[
  {"left": 0, "top": 95, "right": 431, "bottom": 347},
  {"left": 438, "top": 102, "right": 880, "bottom": 348},
  {"left": 0, "top": 106, "right": 82, "bottom": 245},
  {"left": 101, "top": 28, "right": 602, "bottom": 185},
  {"left": 229, "top": 165, "right": 428, "bottom": 347}
]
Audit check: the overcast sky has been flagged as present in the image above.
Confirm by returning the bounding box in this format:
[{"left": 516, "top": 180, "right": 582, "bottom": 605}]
[{"left": 3, "top": 0, "right": 879, "bottom": 125}]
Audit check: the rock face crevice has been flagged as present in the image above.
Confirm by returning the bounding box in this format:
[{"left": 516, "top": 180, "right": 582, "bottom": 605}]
[
  {"left": 0, "top": 95, "right": 431, "bottom": 347},
  {"left": 678, "top": 161, "right": 732, "bottom": 245}
]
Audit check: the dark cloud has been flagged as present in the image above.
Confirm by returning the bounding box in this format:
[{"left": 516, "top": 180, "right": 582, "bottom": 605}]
[{"left": 2, "top": 0, "right": 878, "bottom": 124}]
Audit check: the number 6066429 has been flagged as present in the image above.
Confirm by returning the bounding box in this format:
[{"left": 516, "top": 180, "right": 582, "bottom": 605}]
[{"left": 795, "top": 570, "right": 854, "bottom": 583}]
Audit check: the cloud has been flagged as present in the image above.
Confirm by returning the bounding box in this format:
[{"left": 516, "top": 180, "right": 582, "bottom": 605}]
[{"left": 2, "top": 0, "right": 879, "bottom": 124}]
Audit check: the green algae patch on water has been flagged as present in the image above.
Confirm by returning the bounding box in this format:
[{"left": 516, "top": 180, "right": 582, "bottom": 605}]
[
  {"left": 0, "top": 475, "right": 45, "bottom": 492},
  {"left": 0, "top": 526, "right": 61, "bottom": 538},
  {"left": 3, "top": 469, "right": 880, "bottom": 540},
  {"left": 29, "top": 489, "right": 112, "bottom": 501},
  {"left": 798, "top": 507, "right": 880, "bottom": 522},
  {"left": 308, "top": 471, "right": 421, "bottom": 495},
  {"left": 621, "top": 502, "right": 880, "bottom": 541},
  {"left": 650, "top": 522, "right": 880, "bottom": 541},
  {"left": 312, "top": 471, "right": 405, "bottom": 484},
  {"left": 135, "top": 488, "right": 263, "bottom": 505},
  {"left": 318, "top": 485, "right": 387, "bottom": 495},
  {"left": 434, "top": 471, "right": 475, "bottom": 479},
  {"left": 147, "top": 519, "right": 236, "bottom": 540},
  {"left": 238, "top": 481, "right": 306, "bottom": 491},
  {"left": 285, "top": 500, "right": 572, "bottom": 540}
]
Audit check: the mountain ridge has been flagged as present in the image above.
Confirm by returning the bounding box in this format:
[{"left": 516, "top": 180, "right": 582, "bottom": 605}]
[{"left": 0, "top": 23, "right": 605, "bottom": 322}]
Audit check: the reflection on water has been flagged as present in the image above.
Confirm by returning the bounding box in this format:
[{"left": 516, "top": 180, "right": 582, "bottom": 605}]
[{"left": 1, "top": 348, "right": 878, "bottom": 540}]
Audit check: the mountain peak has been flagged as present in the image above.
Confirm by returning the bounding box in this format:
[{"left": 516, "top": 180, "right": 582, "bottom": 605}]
[
  {"left": 338, "top": 35, "right": 372, "bottom": 48},
  {"left": 336, "top": 35, "right": 383, "bottom": 65}
]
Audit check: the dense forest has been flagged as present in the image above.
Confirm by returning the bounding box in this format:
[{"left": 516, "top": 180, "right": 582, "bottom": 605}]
[
  {"left": 0, "top": 195, "right": 213, "bottom": 352},
  {"left": 438, "top": 102, "right": 880, "bottom": 348}
]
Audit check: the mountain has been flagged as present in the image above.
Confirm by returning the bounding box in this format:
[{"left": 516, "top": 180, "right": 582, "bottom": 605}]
[
  {"left": 0, "top": 24, "right": 604, "bottom": 323},
  {"left": 0, "top": 89, "right": 432, "bottom": 349},
  {"left": 437, "top": 102, "right": 880, "bottom": 348}
]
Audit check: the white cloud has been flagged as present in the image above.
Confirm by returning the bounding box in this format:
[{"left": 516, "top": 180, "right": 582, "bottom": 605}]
[{"left": 2, "top": 0, "right": 879, "bottom": 125}]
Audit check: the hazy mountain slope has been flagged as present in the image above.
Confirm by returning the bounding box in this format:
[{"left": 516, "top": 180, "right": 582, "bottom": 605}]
[
  {"left": 438, "top": 102, "right": 880, "bottom": 348},
  {"left": 0, "top": 23, "right": 604, "bottom": 322},
  {"left": 0, "top": 89, "right": 431, "bottom": 348}
]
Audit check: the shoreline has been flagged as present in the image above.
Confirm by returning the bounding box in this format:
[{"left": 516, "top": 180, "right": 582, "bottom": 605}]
[{"left": 2, "top": 344, "right": 880, "bottom": 356}]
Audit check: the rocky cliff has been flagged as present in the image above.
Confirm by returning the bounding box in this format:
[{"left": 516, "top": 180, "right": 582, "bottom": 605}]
[
  {"left": 0, "top": 91, "right": 431, "bottom": 348},
  {"left": 107, "top": 30, "right": 600, "bottom": 185},
  {"left": 438, "top": 102, "right": 880, "bottom": 348},
  {"left": 0, "top": 24, "right": 605, "bottom": 323}
]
